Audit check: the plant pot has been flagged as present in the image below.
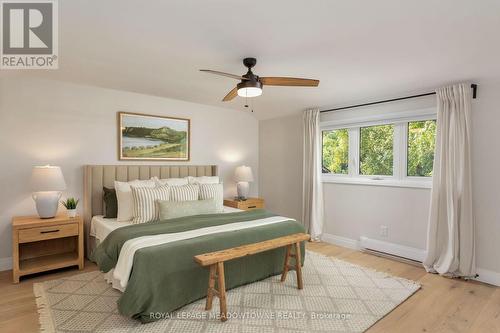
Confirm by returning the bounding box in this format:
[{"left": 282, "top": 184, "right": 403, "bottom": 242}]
[{"left": 67, "top": 209, "right": 77, "bottom": 218}]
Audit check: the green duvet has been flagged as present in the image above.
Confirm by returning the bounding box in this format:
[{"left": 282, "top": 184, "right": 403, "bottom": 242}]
[{"left": 91, "top": 209, "right": 306, "bottom": 323}]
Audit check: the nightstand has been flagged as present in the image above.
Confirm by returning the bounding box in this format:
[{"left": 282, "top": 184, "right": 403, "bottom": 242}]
[
  {"left": 223, "top": 197, "right": 265, "bottom": 211},
  {"left": 12, "top": 215, "right": 84, "bottom": 283}
]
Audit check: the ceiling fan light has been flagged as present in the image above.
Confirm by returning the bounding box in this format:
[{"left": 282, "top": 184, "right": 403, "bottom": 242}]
[
  {"left": 237, "top": 87, "right": 262, "bottom": 98},
  {"left": 237, "top": 80, "right": 263, "bottom": 98}
]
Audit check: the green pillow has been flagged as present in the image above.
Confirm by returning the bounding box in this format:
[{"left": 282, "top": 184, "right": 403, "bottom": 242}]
[
  {"left": 158, "top": 199, "right": 218, "bottom": 220},
  {"left": 103, "top": 187, "right": 118, "bottom": 218}
]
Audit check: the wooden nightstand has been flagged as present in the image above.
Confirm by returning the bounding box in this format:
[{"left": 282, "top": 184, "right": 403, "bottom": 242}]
[
  {"left": 12, "top": 215, "right": 84, "bottom": 283},
  {"left": 223, "top": 197, "right": 265, "bottom": 211}
]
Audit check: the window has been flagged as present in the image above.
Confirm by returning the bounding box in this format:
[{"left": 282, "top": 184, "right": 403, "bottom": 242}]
[
  {"left": 322, "top": 129, "right": 349, "bottom": 174},
  {"left": 407, "top": 120, "right": 436, "bottom": 177},
  {"left": 359, "top": 124, "right": 394, "bottom": 176},
  {"left": 321, "top": 109, "right": 436, "bottom": 188}
]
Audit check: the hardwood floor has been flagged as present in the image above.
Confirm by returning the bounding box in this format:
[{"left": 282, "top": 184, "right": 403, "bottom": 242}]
[{"left": 0, "top": 242, "right": 498, "bottom": 332}]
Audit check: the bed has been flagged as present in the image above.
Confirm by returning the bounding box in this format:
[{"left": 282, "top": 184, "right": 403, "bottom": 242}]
[{"left": 84, "top": 165, "right": 306, "bottom": 323}]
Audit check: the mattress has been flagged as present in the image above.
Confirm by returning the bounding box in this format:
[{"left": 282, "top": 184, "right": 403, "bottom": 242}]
[{"left": 90, "top": 205, "right": 243, "bottom": 242}]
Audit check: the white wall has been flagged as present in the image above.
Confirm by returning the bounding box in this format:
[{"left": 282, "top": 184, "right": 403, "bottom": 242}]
[
  {"left": 259, "top": 114, "right": 303, "bottom": 221},
  {"left": 323, "top": 184, "right": 430, "bottom": 249},
  {"left": 0, "top": 77, "right": 259, "bottom": 266},
  {"left": 259, "top": 82, "right": 500, "bottom": 279}
]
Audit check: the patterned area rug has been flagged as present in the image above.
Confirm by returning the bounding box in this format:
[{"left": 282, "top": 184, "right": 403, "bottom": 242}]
[{"left": 34, "top": 251, "right": 420, "bottom": 332}]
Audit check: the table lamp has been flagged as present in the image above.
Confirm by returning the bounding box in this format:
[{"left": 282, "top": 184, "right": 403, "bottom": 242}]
[
  {"left": 31, "top": 165, "right": 66, "bottom": 218},
  {"left": 234, "top": 165, "right": 253, "bottom": 200}
]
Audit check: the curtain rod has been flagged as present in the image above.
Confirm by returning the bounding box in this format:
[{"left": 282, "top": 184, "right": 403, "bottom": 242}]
[{"left": 320, "top": 84, "right": 478, "bottom": 113}]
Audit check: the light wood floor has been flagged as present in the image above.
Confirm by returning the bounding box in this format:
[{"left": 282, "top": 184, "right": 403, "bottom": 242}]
[{"left": 0, "top": 242, "right": 498, "bottom": 332}]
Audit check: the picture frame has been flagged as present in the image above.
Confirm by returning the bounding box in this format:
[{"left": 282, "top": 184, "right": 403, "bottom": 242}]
[{"left": 118, "top": 111, "right": 190, "bottom": 161}]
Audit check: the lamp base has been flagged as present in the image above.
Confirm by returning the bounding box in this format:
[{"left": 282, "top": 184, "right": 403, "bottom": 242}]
[
  {"left": 236, "top": 181, "right": 250, "bottom": 200},
  {"left": 32, "top": 191, "right": 61, "bottom": 219}
]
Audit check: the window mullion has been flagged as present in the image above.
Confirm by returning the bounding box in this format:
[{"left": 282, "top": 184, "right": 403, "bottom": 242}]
[
  {"left": 393, "top": 123, "right": 404, "bottom": 180},
  {"left": 401, "top": 122, "right": 408, "bottom": 181},
  {"left": 349, "top": 127, "right": 360, "bottom": 177}
]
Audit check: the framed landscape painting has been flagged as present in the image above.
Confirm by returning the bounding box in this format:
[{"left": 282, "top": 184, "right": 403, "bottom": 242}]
[{"left": 118, "top": 112, "right": 190, "bottom": 161}]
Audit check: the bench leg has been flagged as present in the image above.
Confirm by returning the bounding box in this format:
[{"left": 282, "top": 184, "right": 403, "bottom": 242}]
[
  {"left": 205, "top": 264, "right": 217, "bottom": 310},
  {"left": 294, "top": 242, "right": 303, "bottom": 290},
  {"left": 280, "top": 244, "right": 292, "bottom": 282},
  {"left": 280, "top": 243, "right": 304, "bottom": 290},
  {"left": 217, "top": 262, "right": 228, "bottom": 322}
]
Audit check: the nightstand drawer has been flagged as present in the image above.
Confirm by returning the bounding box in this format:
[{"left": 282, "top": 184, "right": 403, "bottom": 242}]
[
  {"left": 239, "top": 201, "right": 264, "bottom": 210},
  {"left": 18, "top": 223, "right": 79, "bottom": 243},
  {"left": 224, "top": 198, "right": 265, "bottom": 211}
]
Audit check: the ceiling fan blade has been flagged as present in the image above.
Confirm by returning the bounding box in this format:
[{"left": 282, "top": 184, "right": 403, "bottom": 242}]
[
  {"left": 200, "top": 69, "right": 249, "bottom": 80},
  {"left": 260, "top": 77, "right": 319, "bottom": 87},
  {"left": 222, "top": 87, "right": 238, "bottom": 101}
]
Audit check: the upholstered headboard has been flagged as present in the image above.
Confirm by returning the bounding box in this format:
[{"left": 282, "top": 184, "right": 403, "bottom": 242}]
[{"left": 83, "top": 164, "right": 218, "bottom": 255}]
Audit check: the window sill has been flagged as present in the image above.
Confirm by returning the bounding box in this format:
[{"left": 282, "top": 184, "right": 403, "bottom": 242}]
[{"left": 322, "top": 176, "right": 432, "bottom": 189}]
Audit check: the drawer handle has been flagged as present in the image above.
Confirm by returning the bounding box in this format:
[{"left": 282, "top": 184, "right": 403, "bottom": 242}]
[
  {"left": 40, "top": 229, "right": 60, "bottom": 234},
  {"left": 248, "top": 205, "right": 257, "bottom": 209}
]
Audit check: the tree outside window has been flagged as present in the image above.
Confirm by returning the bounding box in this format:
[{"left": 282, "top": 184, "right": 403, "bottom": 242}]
[
  {"left": 360, "top": 124, "right": 394, "bottom": 176},
  {"left": 322, "top": 129, "right": 349, "bottom": 174}
]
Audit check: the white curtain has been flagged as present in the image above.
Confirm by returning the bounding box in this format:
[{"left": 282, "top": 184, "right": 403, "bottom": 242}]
[
  {"left": 424, "top": 83, "right": 475, "bottom": 278},
  {"left": 302, "top": 109, "right": 324, "bottom": 240}
]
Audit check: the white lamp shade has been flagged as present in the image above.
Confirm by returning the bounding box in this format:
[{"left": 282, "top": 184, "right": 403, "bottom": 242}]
[
  {"left": 31, "top": 166, "right": 66, "bottom": 192},
  {"left": 234, "top": 165, "right": 254, "bottom": 182}
]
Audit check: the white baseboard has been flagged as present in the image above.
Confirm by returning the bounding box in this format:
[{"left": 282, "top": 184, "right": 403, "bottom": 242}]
[
  {"left": 321, "top": 233, "right": 359, "bottom": 250},
  {"left": 359, "top": 236, "right": 427, "bottom": 262},
  {"left": 475, "top": 268, "right": 500, "bottom": 287},
  {"left": 0, "top": 257, "right": 12, "bottom": 271}
]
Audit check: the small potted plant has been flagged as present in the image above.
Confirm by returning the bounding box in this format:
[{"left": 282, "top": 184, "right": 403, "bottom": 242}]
[{"left": 61, "top": 198, "right": 79, "bottom": 218}]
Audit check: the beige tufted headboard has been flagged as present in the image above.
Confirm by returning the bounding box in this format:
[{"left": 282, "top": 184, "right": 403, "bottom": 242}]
[{"left": 83, "top": 164, "right": 218, "bottom": 256}]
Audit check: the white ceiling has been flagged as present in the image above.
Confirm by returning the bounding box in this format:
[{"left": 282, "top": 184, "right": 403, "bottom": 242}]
[{"left": 3, "top": 0, "right": 500, "bottom": 119}]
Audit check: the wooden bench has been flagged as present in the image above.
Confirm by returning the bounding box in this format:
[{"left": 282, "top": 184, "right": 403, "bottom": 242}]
[{"left": 194, "top": 232, "right": 310, "bottom": 321}]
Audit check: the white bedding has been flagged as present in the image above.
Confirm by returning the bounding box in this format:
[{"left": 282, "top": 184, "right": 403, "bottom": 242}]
[{"left": 90, "top": 205, "right": 243, "bottom": 243}]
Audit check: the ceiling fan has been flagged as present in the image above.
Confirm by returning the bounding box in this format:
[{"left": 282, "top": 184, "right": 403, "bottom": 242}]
[{"left": 200, "top": 58, "right": 319, "bottom": 102}]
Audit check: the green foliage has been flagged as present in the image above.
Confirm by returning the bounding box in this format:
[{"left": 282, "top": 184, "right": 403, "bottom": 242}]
[
  {"left": 123, "top": 126, "right": 186, "bottom": 144},
  {"left": 61, "top": 197, "right": 79, "bottom": 210},
  {"left": 322, "top": 129, "right": 349, "bottom": 174},
  {"left": 322, "top": 121, "right": 436, "bottom": 178},
  {"left": 149, "top": 127, "right": 187, "bottom": 143},
  {"left": 408, "top": 120, "right": 436, "bottom": 177},
  {"left": 360, "top": 124, "right": 394, "bottom": 176}
]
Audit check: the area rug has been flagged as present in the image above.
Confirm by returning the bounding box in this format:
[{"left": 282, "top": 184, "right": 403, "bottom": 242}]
[{"left": 34, "top": 251, "right": 420, "bottom": 332}]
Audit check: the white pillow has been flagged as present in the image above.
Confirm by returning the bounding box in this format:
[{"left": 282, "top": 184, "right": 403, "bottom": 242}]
[
  {"left": 153, "top": 177, "right": 189, "bottom": 187},
  {"left": 115, "top": 179, "right": 156, "bottom": 222},
  {"left": 199, "top": 183, "right": 224, "bottom": 212},
  {"left": 131, "top": 185, "right": 170, "bottom": 224},
  {"left": 187, "top": 176, "right": 220, "bottom": 184},
  {"left": 170, "top": 184, "right": 200, "bottom": 201}
]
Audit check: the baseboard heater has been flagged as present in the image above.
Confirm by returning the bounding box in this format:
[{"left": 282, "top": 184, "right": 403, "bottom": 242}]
[{"left": 359, "top": 236, "right": 426, "bottom": 266}]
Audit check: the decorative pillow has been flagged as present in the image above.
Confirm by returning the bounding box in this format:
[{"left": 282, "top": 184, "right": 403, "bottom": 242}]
[
  {"left": 199, "top": 183, "right": 224, "bottom": 212},
  {"left": 103, "top": 187, "right": 118, "bottom": 218},
  {"left": 153, "top": 177, "right": 189, "bottom": 187},
  {"left": 115, "top": 179, "right": 156, "bottom": 222},
  {"left": 158, "top": 199, "right": 218, "bottom": 220},
  {"left": 131, "top": 185, "right": 170, "bottom": 224},
  {"left": 170, "top": 184, "right": 199, "bottom": 201},
  {"left": 187, "top": 176, "right": 220, "bottom": 184}
]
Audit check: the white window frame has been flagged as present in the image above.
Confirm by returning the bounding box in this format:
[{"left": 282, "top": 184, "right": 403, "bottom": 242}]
[{"left": 321, "top": 107, "right": 436, "bottom": 189}]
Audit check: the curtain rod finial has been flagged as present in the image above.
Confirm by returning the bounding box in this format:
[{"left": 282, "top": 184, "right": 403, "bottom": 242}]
[{"left": 471, "top": 84, "right": 478, "bottom": 99}]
